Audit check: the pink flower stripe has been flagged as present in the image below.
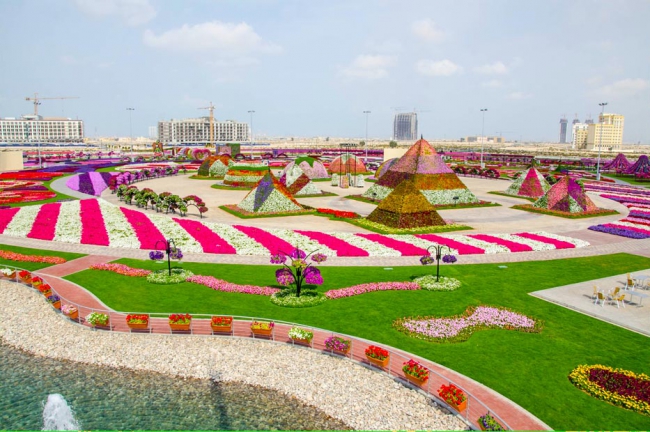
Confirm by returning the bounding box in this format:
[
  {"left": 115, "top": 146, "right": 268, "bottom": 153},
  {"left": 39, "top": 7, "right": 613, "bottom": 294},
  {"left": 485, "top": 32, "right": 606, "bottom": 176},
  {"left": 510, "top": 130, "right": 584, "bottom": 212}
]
[
  {"left": 0, "top": 207, "right": 21, "bottom": 233},
  {"left": 514, "top": 232, "right": 576, "bottom": 249},
  {"left": 355, "top": 233, "right": 428, "bottom": 256},
  {"left": 603, "top": 223, "right": 650, "bottom": 234},
  {"left": 186, "top": 275, "right": 279, "bottom": 296},
  {"left": 468, "top": 234, "right": 533, "bottom": 252},
  {"left": 65, "top": 174, "right": 79, "bottom": 191},
  {"left": 295, "top": 230, "right": 369, "bottom": 257},
  {"left": 90, "top": 263, "right": 152, "bottom": 277},
  {"left": 79, "top": 199, "right": 110, "bottom": 246},
  {"left": 415, "top": 234, "right": 485, "bottom": 255},
  {"left": 233, "top": 225, "right": 294, "bottom": 255},
  {"left": 621, "top": 217, "right": 650, "bottom": 227},
  {"left": 27, "top": 202, "right": 61, "bottom": 240},
  {"left": 173, "top": 218, "right": 236, "bottom": 254},
  {"left": 325, "top": 282, "right": 420, "bottom": 299},
  {"left": 120, "top": 206, "right": 165, "bottom": 249}
]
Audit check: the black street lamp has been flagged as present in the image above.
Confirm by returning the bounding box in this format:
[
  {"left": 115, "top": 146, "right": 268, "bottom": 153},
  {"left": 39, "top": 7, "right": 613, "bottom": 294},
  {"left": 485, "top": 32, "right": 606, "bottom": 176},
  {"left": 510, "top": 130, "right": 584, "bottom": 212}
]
[{"left": 155, "top": 238, "right": 178, "bottom": 276}]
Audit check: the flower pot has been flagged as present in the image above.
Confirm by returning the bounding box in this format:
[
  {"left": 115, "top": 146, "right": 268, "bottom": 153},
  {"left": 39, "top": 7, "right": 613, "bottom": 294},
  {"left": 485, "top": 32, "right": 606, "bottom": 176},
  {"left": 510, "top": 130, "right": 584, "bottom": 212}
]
[
  {"left": 211, "top": 324, "right": 232, "bottom": 333},
  {"left": 251, "top": 328, "right": 273, "bottom": 337},
  {"left": 32, "top": 280, "right": 42, "bottom": 288},
  {"left": 127, "top": 322, "right": 149, "bottom": 330},
  {"left": 170, "top": 323, "right": 191, "bottom": 331},
  {"left": 405, "top": 373, "right": 428, "bottom": 387},
  {"left": 52, "top": 301, "right": 61, "bottom": 310},
  {"left": 291, "top": 337, "right": 312, "bottom": 345},
  {"left": 42, "top": 290, "right": 52, "bottom": 297},
  {"left": 4, "top": 271, "right": 15, "bottom": 279},
  {"left": 366, "top": 355, "right": 389, "bottom": 368},
  {"left": 447, "top": 399, "right": 467, "bottom": 413},
  {"left": 66, "top": 309, "right": 79, "bottom": 320},
  {"left": 20, "top": 276, "right": 32, "bottom": 284},
  {"left": 331, "top": 346, "right": 350, "bottom": 355}
]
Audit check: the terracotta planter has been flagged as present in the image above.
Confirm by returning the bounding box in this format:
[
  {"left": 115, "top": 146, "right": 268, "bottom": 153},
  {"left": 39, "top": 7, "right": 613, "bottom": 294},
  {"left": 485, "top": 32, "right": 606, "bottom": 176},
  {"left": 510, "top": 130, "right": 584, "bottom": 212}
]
[
  {"left": 251, "top": 327, "right": 273, "bottom": 337},
  {"left": 66, "top": 309, "right": 79, "bottom": 320},
  {"left": 211, "top": 324, "right": 232, "bottom": 333},
  {"left": 51, "top": 301, "right": 61, "bottom": 310},
  {"left": 291, "top": 337, "right": 312, "bottom": 345},
  {"left": 170, "top": 322, "right": 191, "bottom": 331},
  {"left": 4, "top": 271, "right": 16, "bottom": 279},
  {"left": 20, "top": 276, "right": 32, "bottom": 284},
  {"left": 127, "top": 322, "right": 149, "bottom": 330},
  {"left": 42, "top": 290, "right": 52, "bottom": 297},
  {"left": 405, "top": 373, "right": 428, "bottom": 387},
  {"left": 446, "top": 399, "right": 467, "bottom": 413},
  {"left": 366, "top": 355, "right": 389, "bottom": 368},
  {"left": 32, "top": 280, "right": 43, "bottom": 288}
]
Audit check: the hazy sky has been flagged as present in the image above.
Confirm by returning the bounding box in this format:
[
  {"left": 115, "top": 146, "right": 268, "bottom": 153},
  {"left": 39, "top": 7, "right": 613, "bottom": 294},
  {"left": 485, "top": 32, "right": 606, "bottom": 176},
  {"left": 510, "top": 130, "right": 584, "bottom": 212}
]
[{"left": 0, "top": 0, "right": 648, "bottom": 143}]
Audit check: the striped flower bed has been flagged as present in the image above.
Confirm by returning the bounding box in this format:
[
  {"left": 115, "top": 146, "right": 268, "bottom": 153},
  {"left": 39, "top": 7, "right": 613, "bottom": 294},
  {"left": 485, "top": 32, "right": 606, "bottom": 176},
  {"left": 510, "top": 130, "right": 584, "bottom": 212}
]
[
  {"left": 585, "top": 183, "right": 650, "bottom": 238},
  {"left": 66, "top": 172, "right": 115, "bottom": 196},
  {"left": 0, "top": 199, "right": 589, "bottom": 257}
]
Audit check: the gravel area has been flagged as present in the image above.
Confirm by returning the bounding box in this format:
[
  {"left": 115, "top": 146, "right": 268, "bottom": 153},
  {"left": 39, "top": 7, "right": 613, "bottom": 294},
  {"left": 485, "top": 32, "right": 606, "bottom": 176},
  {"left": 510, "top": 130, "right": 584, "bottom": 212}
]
[{"left": 0, "top": 281, "right": 467, "bottom": 431}]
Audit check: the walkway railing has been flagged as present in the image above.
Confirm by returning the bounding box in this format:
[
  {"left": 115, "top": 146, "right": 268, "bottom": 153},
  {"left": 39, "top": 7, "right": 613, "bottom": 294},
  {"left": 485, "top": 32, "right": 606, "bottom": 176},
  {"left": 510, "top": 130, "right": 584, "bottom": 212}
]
[{"left": 1, "top": 265, "right": 515, "bottom": 431}]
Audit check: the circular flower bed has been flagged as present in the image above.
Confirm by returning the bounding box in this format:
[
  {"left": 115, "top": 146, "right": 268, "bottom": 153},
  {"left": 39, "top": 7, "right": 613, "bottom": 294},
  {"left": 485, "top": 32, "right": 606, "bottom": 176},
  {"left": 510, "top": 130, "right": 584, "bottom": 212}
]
[
  {"left": 270, "top": 291, "right": 327, "bottom": 308},
  {"left": 413, "top": 275, "right": 461, "bottom": 291},
  {"left": 146, "top": 268, "right": 194, "bottom": 284},
  {"left": 568, "top": 364, "right": 650, "bottom": 416}
]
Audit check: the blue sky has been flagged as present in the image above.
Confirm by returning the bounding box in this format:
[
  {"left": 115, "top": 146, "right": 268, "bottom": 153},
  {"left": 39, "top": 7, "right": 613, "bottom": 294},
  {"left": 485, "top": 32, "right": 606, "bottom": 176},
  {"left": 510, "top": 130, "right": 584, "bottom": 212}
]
[{"left": 0, "top": 0, "right": 648, "bottom": 143}]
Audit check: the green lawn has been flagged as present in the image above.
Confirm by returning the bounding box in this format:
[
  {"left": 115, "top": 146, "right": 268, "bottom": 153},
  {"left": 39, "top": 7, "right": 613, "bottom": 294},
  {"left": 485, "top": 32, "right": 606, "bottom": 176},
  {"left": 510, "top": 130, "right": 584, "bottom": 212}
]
[
  {"left": 603, "top": 173, "right": 650, "bottom": 188},
  {"left": 0, "top": 244, "right": 85, "bottom": 270},
  {"left": 64, "top": 253, "right": 650, "bottom": 430}
]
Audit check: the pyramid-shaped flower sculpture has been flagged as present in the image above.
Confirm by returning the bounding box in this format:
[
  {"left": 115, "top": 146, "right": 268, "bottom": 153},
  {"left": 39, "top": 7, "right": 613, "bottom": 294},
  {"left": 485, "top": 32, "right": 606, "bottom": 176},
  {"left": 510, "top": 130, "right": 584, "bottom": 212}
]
[
  {"left": 625, "top": 155, "right": 650, "bottom": 175},
  {"left": 504, "top": 168, "right": 550, "bottom": 198},
  {"left": 279, "top": 163, "right": 322, "bottom": 196},
  {"left": 363, "top": 138, "right": 478, "bottom": 205},
  {"left": 237, "top": 171, "right": 303, "bottom": 214},
  {"left": 533, "top": 176, "right": 598, "bottom": 213},
  {"left": 281, "top": 156, "right": 329, "bottom": 179},
  {"left": 271, "top": 248, "right": 327, "bottom": 297}
]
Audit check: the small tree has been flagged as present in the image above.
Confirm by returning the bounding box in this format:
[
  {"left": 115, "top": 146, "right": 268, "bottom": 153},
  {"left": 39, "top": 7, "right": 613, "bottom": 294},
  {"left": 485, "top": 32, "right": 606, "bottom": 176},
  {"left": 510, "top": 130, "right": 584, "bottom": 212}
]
[
  {"left": 271, "top": 248, "right": 327, "bottom": 297},
  {"left": 389, "top": 140, "right": 398, "bottom": 148},
  {"left": 359, "top": 140, "right": 365, "bottom": 146}
]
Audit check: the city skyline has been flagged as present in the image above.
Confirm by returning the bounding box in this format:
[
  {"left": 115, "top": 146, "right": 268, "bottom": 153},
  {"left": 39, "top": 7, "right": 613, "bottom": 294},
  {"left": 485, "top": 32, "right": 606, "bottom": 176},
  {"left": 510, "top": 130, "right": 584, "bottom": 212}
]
[{"left": 0, "top": 0, "right": 648, "bottom": 143}]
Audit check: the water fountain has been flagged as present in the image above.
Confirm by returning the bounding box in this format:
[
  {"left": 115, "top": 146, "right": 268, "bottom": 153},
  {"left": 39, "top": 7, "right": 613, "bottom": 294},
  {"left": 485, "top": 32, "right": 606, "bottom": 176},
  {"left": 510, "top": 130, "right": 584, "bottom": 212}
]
[{"left": 42, "top": 394, "right": 81, "bottom": 431}]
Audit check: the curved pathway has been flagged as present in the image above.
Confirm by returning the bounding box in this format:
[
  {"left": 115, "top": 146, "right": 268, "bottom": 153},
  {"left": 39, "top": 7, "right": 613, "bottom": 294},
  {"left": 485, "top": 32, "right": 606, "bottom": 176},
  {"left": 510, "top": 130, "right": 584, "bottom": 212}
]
[{"left": 18, "top": 258, "right": 551, "bottom": 431}]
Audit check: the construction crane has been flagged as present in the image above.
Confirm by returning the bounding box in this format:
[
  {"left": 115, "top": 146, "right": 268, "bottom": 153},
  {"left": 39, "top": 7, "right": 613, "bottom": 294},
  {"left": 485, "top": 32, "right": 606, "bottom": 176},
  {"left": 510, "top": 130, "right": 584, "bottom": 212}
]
[
  {"left": 25, "top": 93, "right": 79, "bottom": 116},
  {"left": 198, "top": 102, "right": 215, "bottom": 147}
]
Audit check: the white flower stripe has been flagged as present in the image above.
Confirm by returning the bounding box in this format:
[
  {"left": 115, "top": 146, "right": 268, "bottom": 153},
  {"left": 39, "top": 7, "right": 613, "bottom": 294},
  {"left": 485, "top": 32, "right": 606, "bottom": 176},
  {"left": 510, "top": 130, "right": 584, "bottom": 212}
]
[
  {"left": 329, "top": 232, "right": 402, "bottom": 256},
  {"left": 53, "top": 201, "right": 82, "bottom": 244},
  {"left": 3, "top": 205, "right": 40, "bottom": 237},
  {"left": 607, "top": 221, "right": 650, "bottom": 233},
  {"left": 495, "top": 234, "right": 556, "bottom": 251},
  {"left": 148, "top": 214, "right": 204, "bottom": 253},
  {"left": 264, "top": 229, "right": 338, "bottom": 256},
  {"left": 385, "top": 234, "right": 460, "bottom": 255},
  {"left": 448, "top": 235, "right": 510, "bottom": 254},
  {"left": 531, "top": 231, "right": 590, "bottom": 248},
  {"left": 97, "top": 199, "right": 140, "bottom": 249},
  {"left": 201, "top": 222, "right": 269, "bottom": 256}
]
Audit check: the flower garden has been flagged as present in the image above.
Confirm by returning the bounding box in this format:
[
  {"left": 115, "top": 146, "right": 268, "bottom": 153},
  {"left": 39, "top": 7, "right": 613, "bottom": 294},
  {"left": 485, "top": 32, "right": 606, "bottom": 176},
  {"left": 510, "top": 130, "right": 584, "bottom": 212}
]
[{"left": 0, "top": 145, "right": 649, "bottom": 431}]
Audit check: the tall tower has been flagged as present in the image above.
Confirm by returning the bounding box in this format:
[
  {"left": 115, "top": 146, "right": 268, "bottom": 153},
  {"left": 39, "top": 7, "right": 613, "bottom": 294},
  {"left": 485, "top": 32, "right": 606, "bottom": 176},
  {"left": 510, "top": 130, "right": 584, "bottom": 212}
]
[
  {"left": 393, "top": 112, "right": 418, "bottom": 140},
  {"left": 559, "top": 116, "right": 568, "bottom": 143}
]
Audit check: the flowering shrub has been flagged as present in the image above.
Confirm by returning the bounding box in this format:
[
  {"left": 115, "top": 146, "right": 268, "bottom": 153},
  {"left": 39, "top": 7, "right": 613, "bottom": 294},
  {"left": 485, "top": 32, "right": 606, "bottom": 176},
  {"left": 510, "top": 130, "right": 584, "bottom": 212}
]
[
  {"left": 394, "top": 306, "right": 542, "bottom": 342},
  {"left": 126, "top": 314, "right": 149, "bottom": 324},
  {"left": 0, "top": 250, "right": 66, "bottom": 264},
  {"left": 288, "top": 326, "right": 314, "bottom": 341},
  {"left": 86, "top": 312, "right": 109, "bottom": 326},
  {"left": 90, "top": 263, "right": 152, "bottom": 277},
  {"left": 478, "top": 413, "right": 505, "bottom": 431},
  {"left": 568, "top": 364, "right": 650, "bottom": 416},
  {"left": 211, "top": 316, "right": 233, "bottom": 326},
  {"left": 365, "top": 345, "right": 389, "bottom": 360},
  {"left": 324, "top": 336, "right": 351, "bottom": 352},
  {"left": 250, "top": 321, "right": 274, "bottom": 331},
  {"left": 438, "top": 384, "right": 467, "bottom": 405},
  {"left": 403, "top": 359, "right": 429, "bottom": 381},
  {"left": 325, "top": 282, "right": 420, "bottom": 299},
  {"left": 169, "top": 313, "right": 192, "bottom": 325}
]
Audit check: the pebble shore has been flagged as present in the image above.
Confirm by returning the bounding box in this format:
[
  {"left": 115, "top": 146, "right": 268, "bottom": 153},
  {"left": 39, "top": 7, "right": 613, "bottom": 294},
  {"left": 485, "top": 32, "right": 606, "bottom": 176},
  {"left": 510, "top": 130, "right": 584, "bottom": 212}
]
[{"left": 0, "top": 281, "right": 467, "bottom": 431}]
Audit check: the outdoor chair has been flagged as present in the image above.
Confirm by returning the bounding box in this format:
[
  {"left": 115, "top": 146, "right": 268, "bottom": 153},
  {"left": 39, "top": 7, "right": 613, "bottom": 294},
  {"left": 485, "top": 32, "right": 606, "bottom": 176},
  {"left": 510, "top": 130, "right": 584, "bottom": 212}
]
[
  {"left": 594, "top": 292, "right": 606, "bottom": 307},
  {"left": 610, "top": 287, "right": 620, "bottom": 297},
  {"left": 624, "top": 275, "right": 635, "bottom": 291},
  {"left": 592, "top": 286, "right": 600, "bottom": 300},
  {"left": 612, "top": 294, "right": 626, "bottom": 308}
]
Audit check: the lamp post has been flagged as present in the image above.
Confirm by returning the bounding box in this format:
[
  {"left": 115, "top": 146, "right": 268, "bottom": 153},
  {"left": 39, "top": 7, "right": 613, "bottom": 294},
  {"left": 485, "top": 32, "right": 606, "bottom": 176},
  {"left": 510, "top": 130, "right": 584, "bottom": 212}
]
[
  {"left": 126, "top": 108, "right": 135, "bottom": 161},
  {"left": 363, "top": 110, "right": 371, "bottom": 163},
  {"left": 155, "top": 238, "right": 177, "bottom": 277},
  {"left": 480, "top": 108, "right": 488, "bottom": 168},
  {"left": 422, "top": 244, "right": 454, "bottom": 282},
  {"left": 248, "top": 110, "right": 255, "bottom": 159},
  {"left": 595, "top": 102, "right": 608, "bottom": 181}
]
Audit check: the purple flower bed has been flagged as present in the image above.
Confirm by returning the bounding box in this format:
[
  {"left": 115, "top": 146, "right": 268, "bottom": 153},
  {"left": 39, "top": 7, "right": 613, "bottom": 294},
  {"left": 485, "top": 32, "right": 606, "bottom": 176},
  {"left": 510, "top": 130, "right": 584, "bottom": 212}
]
[
  {"left": 588, "top": 225, "right": 650, "bottom": 239},
  {"left": 66, "top": 172, "right": 115, "bottom": 196}
]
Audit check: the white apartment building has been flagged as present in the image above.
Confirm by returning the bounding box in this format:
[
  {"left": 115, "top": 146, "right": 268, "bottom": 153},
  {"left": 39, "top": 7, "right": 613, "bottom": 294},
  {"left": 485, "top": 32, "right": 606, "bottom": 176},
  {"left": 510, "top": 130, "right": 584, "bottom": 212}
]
[
  {"left": 572, "top": 113, "right": 624, "bottom": 151},
  {"left": 571, "top": 123, "right": 589, "bottom": 149},
  {"left": 158, "top": 117, "right": 249, "bottom": 144},
  {"left": 0, "top": 115, "right": 84, "bottom": 143}
]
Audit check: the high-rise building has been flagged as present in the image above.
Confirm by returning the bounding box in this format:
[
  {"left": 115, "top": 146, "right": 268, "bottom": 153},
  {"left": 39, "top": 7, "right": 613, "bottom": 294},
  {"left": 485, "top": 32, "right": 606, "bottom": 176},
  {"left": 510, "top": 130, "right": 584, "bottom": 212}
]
[
  {"left": 587, "top": 113, "right": 624, "bottom": 151},
  {"left": 572, "top": 123, "right": 589, "bottom": 149},
  {"left": 559, "top": 117, "right": 568, "bottom": 143},
  {"left": 0, "top": 115, "right": 84, "bottom": 143},
  {"left": 158, "top": 117, "right": 249, "bottom": 144},
  {"left": 393, "top": 113, "right": 418, "bottom": 140}
]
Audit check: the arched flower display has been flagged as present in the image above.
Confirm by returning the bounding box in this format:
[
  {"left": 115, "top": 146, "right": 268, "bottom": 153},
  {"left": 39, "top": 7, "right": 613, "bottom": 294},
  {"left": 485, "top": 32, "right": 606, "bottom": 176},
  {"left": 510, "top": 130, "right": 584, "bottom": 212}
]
[{"left": 271, "top": 248, "right": 327, "bottom": 297}]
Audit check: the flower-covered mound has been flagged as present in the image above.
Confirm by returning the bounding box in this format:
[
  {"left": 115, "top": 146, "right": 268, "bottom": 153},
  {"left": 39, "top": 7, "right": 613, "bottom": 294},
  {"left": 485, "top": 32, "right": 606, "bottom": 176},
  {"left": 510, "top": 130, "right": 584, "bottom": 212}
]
[
  {"left": 328, "top": 153, "right": 367, "bottom": 175},
  {"left": 504, "top": 168, "right": 550, "bottom": 198},
  {"left": 625, "top": 154, "right": 650, "bottom": 175},
  {"left": 66, "top": 172, "right": 115, "bottom": 196},
  {"left": 223, "top": 162, "right": 270, "bottom": 187},
  {"left": 237, "top": 171, "right": 303, "bottom": 213},
  {"left": 602, "top": 153, "right": 631, "bottom": 172},
  {"left": 585, "top": 182, "right": 650, "bottom": 239},
  {"left": 281, "top": 157, "right": 329, "bottom": 179},
  {"left": 533, "top": 176, "right": 598, "bottom": 213},
  {"left": 374, "top": 158, "right": 399, "bottom": 179},
  {"left": 394, "top": 306, "right": 543, "bottom": 342},
  {"left": 366, "top": 179, "right": 446, "bottom": 228},
  {"left": 363, "top": 138, "right": 479, "bottom": 205},
  {"left": 279, "top": 164, "right": 322, "bottom": 196},
  {"left": 413, "top": 275, "right": 461, "bottom": 291},
  {"left": 568, "top": 364, "right": 650, "bottom": 416},
  {"left": 0, "top": 250, "right": 66, "bottom": 264},
  {"left": 187, "top": 275, "right": 280, "bottom": 296}
]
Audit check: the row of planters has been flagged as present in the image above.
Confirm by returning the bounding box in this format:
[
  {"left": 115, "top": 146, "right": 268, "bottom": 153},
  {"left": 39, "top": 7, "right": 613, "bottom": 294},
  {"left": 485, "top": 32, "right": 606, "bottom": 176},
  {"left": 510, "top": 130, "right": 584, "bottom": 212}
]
[
  {"left": 2, "top": 269, "right": 63, "bottom": 311},
  {"left": 116, "top": 185, "right": 208, "bottom": 217},
  {"left": 109, "top": 166, "right": 182, "bottom": 191},
  {"left": 453, "top": 166, "right": 500, "bottom": 179}
]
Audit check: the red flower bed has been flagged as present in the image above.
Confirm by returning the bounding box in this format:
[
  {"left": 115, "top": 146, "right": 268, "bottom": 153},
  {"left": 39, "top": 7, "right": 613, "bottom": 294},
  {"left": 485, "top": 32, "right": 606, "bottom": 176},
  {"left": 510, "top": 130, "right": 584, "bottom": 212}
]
[
  {"left": 589, "top": 368, "right": 650, "bottom": 403},
  {"left": 0, "top": 172, "right": 63, "bottom": 181},
  {"left": 317, "top": 208, "right": 360, "bottom": 219},
  {"left": 0, "top": 190, "right": 56, "bottom": 204},
  {"left": 0, "top": 250, "right": 66, "bottom": 264}
]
